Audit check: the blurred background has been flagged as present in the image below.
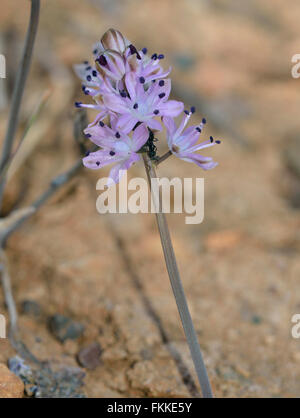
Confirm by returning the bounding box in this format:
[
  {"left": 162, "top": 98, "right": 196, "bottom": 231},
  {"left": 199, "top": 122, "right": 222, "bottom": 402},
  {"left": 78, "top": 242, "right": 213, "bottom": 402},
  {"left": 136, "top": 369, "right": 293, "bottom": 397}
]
[{"left": 0, "top": 0, "right": 300, "bottom": 398}]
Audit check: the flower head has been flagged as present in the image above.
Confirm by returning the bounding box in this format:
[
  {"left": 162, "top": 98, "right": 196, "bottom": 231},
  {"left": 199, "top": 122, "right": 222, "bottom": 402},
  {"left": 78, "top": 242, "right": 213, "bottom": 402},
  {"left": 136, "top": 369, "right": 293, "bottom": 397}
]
[
  {"left": 75, "top": 28, "right": 219, "bottom": 185},
  {"left": 83, "top": 120, "right": 149, "bottom": 186},
  {"left": 163, "top": 111, "right": 219, "bottom": 170}
]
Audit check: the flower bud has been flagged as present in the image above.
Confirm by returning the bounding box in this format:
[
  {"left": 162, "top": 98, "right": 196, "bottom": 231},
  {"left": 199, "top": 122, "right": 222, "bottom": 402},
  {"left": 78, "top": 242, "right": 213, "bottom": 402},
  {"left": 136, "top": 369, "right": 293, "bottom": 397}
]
[{"left": 101, "top": 28, "right": 129, "bottom": 54}]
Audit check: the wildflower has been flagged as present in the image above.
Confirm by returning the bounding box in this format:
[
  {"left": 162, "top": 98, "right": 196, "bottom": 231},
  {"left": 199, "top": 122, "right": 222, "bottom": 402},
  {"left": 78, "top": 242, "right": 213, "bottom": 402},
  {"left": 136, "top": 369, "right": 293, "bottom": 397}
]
[
  {"left": 103, "top": 73, "right": 184, "bottom": 133},
  {"left": 163, "top": 111, "right": 219, "bottom": 170},
  {"left": 82, "top": 121, "right": 149, "bottom": 186}
]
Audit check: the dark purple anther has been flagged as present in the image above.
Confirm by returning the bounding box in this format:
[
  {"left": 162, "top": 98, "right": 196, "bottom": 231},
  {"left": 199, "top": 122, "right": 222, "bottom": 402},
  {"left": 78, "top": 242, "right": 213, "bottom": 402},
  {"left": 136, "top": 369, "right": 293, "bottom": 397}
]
[
  {"left": 191, "top": 106, "right": 196, "bottom": 113},
  {"left": 139, "top": 76, "right": 145, "bottom": 84},
  {"left": 216, "top": 140, "right": 221, "bottom": 144},
  {"left": 110, "top": 151, "right": 116, "bottom": 156},
  {"left": 99, "top": 121, "right": 105, "bottom": 127},
  {"left": 159, "top": 93, "right": 166, "bottom": 99},
  {"left": 210, "top": 136, "right": 214, "bottom": 142},
  {"left": 133, "top": 103, "right": 138, "bottom": 109},
  {"left": 184, "top": 110, "right": 189, "bottom": 115},
  {"left": 202, "top": 118, "right": 207, "bottom": 124},
  {"left": 120, "top": 90, "right": 127, "bottom": 97},
  {"left": 85, "top": 151, "right": 90, "bottom": 156},
  {"left": 96, "top": 161, "right": 100, "bottom": 166},
  {"left": 115, "top": 132, "right": 121, "bottom": 138},
  {"left": 153, "top": 109, "right": 159, "bottom": 115},
  {"left": 159, "top": 80, "right": 165, "bottom": 87},
  {"left": 92, "top": 70, "right": 97, "bottom": 77},
  {"left": 196, "top": 127, "right": 201, "bottom": 132},
  {"left": 85, "top": 133, "right": 91, "bottom": 138},
  {"left": 129, "top": 44, "right": 141, "bottom": 60},
  {"left": 151, "top": 53, "right": 158, "bottom": 60},
  {"left": 142, "top": 47, "right": 147, "bottom": 54},
  {"left": 86, "top": 75, "right": 92, "bottom": 81},
  {"left": 158, "top": 54, "right": 164, "bottom": 59},
  {"left": 75, "top": 102, "right": 82, "bottom": 108},
  {"left": 98, "top": 55, "right": 107, "bottom": 66}
]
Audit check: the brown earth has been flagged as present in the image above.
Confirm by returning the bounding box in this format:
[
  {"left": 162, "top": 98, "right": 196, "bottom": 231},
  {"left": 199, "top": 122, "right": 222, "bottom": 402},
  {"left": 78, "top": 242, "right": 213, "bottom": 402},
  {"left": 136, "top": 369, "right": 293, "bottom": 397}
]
[{"left": 0, "top": 0, "right": 300, "bottom": 397}]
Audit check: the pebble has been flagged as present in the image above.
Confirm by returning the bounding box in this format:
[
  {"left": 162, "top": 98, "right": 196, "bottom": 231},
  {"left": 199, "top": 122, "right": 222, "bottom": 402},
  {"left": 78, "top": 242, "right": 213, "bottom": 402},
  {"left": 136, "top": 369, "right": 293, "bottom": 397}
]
[
  {"left": 21, "top": 300, "right": 42, "bottom": 317},
  {"left": 77, "top": 342, "right": 102, "bottom": 369},
  {"left": 49, "top": 314, "right": 85, "bottom": 343}
]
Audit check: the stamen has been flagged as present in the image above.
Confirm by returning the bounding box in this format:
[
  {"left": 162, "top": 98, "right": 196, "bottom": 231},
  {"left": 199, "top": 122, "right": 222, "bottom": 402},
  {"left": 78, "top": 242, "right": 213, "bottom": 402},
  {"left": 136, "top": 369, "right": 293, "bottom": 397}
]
[
  {"left": 115, "top": 132, "right": 121, "bottom": 138},
  {"left": 98, "top": 55, "right": 107, "bottom": 66},
  {"left": 196, "top": 127, "right": 202, "bottom": 133},
  {"left": 151, "top": 53, "right": 158, "bottom": 60},
  {"left": 120, "top": 90, "right": 127, "bottom": 97},
  {"left": 184, "top": 110, "right": 189, "bottom": 115},
  {"left": 129, "top": 44, "right": 141, "bottom": 60},
  {"left": 153, "top": 109, "right": 159, "bottom": 115},
  {"left": 92, "top": 70, "right": 97, "bottom": 77},
  {"left": 142, "top": 47, "right": 147, "bottom": 54},
  {"left": 110, "top": 151, "right": 116, "bottom": 156},
  {"left": 75, "top": 102, "right": 82, "bottom": 108},
  {"left": 139, "top": 76, "right": 145, "bottom": 84},
  {"left": 210, "top": 136, "right": 214, "bottom": 142},
  {"left": 215, "top": 140, "right": 221, "bottom": 144},
  {"left": 159, "top": 93, "right": 166, "bottom": 99},
  {"left": 93, "top": 49, "right": 98, "bottom": 55},
  {"left": 85, "top": 151, "right": 90, "bottom": 156},
  {"left": 159, "top": 80, "right": 165, "bottom": 87},
  {"left": 83, "top": 61, "right": 88, "bottom": 65},
  {"left": 86, "top": 75, "right": 92, "bottom": 81},
  {"left": 133, "top": 103, "right": 138, "bottom": 109},
  {"left": 158, "top": 54, "right": 164, "bottom": 59},
  {"left": 202, "top": 118, "right": 207, "bottom": 124},
  {"left": 96, "top": 161, "right": 100, "bottom": 166},
  {"left": 86, "top": 66, "right": 92, "bottom": 70},
  {"left": 99, "top": 121, "right": 105, "bottom": 127},
  {"left": 191, "top": 106, "right": 196, "bottom": 114},
  {"left": 85, "top": 133, "right": 91, "bottom": 138}
]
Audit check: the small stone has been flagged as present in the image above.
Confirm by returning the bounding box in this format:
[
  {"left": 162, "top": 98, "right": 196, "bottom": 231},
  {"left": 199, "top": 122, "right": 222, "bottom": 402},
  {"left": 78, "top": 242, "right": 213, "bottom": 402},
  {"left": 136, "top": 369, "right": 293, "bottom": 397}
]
[
  {"left": 21, "top": 300, "right": 42, "bottom": 317},
  {"left": 49, "top": 315, "right": 85, "bottom": 343},
  {"left": 0, "top": 363, "right": 24, "bottom": 398},
  {"left": 77, "top": 342, "right": 102, "bottom": 370}
]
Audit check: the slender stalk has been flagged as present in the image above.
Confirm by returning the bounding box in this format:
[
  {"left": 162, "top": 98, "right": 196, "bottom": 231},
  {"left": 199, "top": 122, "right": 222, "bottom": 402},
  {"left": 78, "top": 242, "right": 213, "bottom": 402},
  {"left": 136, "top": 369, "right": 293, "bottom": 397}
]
[
  {"left": 155, "top": 150, "right": 172, "bottom": 166},
  {"left": 143, "top": 153, "right": 213, "bottom": 398},
  {"left": 0, "top": 0, "right": 40, "bottom": 209}
]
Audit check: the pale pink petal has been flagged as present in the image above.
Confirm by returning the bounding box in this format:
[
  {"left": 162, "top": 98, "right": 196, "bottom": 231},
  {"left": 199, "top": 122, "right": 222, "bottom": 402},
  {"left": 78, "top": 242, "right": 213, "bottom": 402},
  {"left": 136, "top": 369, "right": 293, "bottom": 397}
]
[
  {"left": 159, "top": 100, "right": 184, "bottom": 117},
  {"left": 103, "top": 93, "right": 129, "bottom": 113},
  {"left": 125, "top": 72, "right": 137, "bottom": 101},
  {"left": 132, "top": 123, "right": 149, "bottom": 151},
  {"left": 117, "top": 113, "right": 138, "bottom": 133},
  {"left": 146, "top": 118, "right": 162, "bottom": 131},
  {"left": 162, "top": 116, "right": 177, "bottom": 136}
]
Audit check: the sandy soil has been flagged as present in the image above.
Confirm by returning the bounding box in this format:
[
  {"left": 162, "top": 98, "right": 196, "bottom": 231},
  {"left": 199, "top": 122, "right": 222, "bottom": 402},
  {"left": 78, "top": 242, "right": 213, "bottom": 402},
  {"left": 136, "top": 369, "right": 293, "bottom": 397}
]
[{"left": 0, "top": 0, "right": 300, "bottom": 397}]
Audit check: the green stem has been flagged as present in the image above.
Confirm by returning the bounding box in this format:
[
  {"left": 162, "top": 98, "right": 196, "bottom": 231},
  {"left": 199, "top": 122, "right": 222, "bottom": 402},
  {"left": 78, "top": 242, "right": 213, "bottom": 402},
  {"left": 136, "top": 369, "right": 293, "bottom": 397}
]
[{"left": 143, "top": 153, "right": 213, "bottom": 398}]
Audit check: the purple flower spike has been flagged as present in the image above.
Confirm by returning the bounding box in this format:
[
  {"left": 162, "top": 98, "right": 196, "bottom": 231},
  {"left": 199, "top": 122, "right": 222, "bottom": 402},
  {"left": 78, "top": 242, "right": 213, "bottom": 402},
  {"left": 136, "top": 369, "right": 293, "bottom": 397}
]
[{"left": 163, "top": 113, "right": 219, "bottom": 170}]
